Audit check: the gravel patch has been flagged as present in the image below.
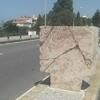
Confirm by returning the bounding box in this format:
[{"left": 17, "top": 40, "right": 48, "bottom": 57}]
[{"left": 34, "top": 87, "right": 85, "bottom": 100}]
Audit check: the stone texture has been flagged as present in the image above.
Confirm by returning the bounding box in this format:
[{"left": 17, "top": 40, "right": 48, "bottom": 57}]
[
  {"left": 34, "top": 87, "right": 85, "bottom": 100},
  {"left": 40, "top": 26, "right": 98, "bottom": 91}
]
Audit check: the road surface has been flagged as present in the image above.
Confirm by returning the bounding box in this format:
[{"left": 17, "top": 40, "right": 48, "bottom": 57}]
[{"left": 0, "top": 40, "right": 47, "bottom": 100}]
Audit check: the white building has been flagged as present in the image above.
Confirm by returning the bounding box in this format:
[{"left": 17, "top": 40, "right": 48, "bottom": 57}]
[{"left": 13, "top": 16, "right": 37, "bottom": 28}]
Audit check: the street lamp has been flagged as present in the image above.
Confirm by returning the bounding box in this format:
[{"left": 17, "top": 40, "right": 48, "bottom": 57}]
[
  {"left": 73, "top": 13, "right": 75, "bottom": 27},
  {"left": 44, "top": 0, "right": 47, "bottom": 27}
]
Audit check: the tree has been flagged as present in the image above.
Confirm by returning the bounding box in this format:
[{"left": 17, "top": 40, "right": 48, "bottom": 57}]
[
  {"left": 47, "top": 0, "right": 73, "bottom": 25},
  {"left": 18, "top": 27, "right": 29, "bottom": 36},
  {"left": 3, "top": 20, "right": 18, "bottom": 37},
  {"left": 33, "top": 15, "right": 44, "bottom": 35},
  {"left": 87, "top": 18, "right": 92, "bottom": 26},
  {"left": 92, "top": 9, "right": 100, "bottom": 27},
  {"left": 75, "top": 11, "right": 81, "bottom": 26},
  {"left": 53, "top": 0, "right": 73, "bottom": 12}
]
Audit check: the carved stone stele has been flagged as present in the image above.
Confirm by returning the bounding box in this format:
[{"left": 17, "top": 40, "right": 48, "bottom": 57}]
[{"left": 40, "top": 26, "right": 98, "bottom": 91}]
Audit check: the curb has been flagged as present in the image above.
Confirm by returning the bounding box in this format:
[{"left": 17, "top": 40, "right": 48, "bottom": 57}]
[
  {"left": 42, "top": 75, "right": 49, "bottom": 81},
  {"left": 16, "top": 75, "right": 50, "bottom": 100},
  {"left": 0, "top": 37, "right": 39, "bottom": 44},
  {"left": 16, "top": 86, "right": 36, "bottom": 100}
]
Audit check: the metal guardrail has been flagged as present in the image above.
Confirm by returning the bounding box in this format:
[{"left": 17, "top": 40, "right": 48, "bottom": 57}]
[{"left": 0, "top": 35, "right": 39, "bottom": 43}]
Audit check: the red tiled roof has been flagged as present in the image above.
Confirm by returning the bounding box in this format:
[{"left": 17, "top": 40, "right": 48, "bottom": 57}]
[{"left": 13, "top": 16, "right": 33, "bottom": 24}]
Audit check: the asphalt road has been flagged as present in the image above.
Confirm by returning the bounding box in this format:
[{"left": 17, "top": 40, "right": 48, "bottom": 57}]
[{"left": 0, "top": 40, "right": 47, "bottom": 100}]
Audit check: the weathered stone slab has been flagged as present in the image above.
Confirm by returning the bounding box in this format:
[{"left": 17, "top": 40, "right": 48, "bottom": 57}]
[
  {"left": 40, "top": 26, "right": 98, "bottom": 91},
  {"left": 34, "top": 87, "right": 85, "bottom": 100}
]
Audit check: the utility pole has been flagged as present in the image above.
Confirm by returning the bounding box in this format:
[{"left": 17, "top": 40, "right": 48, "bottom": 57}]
[
  {"left": 44, "top": 0, "right": 47, "bottom": 27},
  {"left": 73, "top": 13, "right": 75, "bottom": 27}
]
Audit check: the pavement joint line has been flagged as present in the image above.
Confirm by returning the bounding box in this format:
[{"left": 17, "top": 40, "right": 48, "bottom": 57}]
[
  {"left": 0, "top": 39, "right": 39, "bottom": 46},
  {"left": 49, "top": 87, "right": 85, "bottom": 93},
  {"left": 16, "top": 75, "right": 50, "bottom": 100}
]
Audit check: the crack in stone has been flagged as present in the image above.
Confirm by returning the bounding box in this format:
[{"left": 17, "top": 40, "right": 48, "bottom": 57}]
[
  {"left": 69, "top": 28, "right": 92, "bottom": 68},
  {"left": 43, "top": 46, "right": 91, "bottom": 72},
  {"left": 40, "top": 26, "right": 54, "bottom": 46},
  {"left": 40, "top": 46, "right": 77, "bottom": 60},
  {"left": 43, "top": 46, "right": 77, "bottom": 72},
  {"left": 41, "top": 27, "right": 92, "bottom": 72}
]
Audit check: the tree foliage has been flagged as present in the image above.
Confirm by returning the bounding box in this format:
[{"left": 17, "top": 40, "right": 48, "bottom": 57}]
[
  {"left": 92, "top": 9, "right": 100, "bottom": 27},
  {"left": 33, "top": 15, "right": 44, "bottom": 35},
  {"left": 0, "top": 20, "right": 19, "bottom": 37},
  {"left": 75, "top": 11, "right": 81, "bottom": 26},
  {"left": 3, "top": 20, "right": 18, "bottom": 33},
  {"left": 3, "top": 20, "right": 18, "bottom": 36},
  {"left": 47, "top": 0, "right": 73, "bottom": 25},
  {"left": 18, "top": 27, "right": 29, "bottom": 35},
  {"left": 74, "top": 11, "right": 92, "bottom": 26}
]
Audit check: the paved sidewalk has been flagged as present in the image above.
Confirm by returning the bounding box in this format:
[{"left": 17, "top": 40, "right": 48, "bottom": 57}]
[{"left": 16, "top": 84, "right": 85, "bottom": 100}]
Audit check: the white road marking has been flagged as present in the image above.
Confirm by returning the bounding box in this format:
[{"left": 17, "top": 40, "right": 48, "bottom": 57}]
[
  {"left": 0, "top": 53, "right": 3, "bottom": 55},
  {"left": 42, "top": 75, "right": 50, "bottom": 81},
  {"left": 0, "top": 39, "right": 39, "bottom": 46}
]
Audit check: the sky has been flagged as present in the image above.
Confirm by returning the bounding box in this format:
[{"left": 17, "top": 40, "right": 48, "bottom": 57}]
[
  {"left": 0, "top": 0, "right": 100, "bottom": 21},
  {"left": 74, "top": 0, "right": 100, "bottom": 17}
]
